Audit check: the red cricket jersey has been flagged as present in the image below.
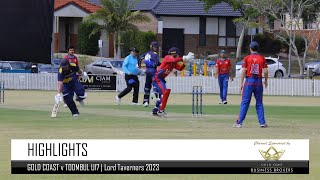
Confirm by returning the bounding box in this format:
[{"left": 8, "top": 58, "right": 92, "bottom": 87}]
[
  {"left": 215, "top": 58, "right": 231, "bottom": 75},
  {"left": 154, "top": 55, "right": 183, "bottom": 80},
  {"left": 242, "top": 53, "right": 267, "bottom": 78},
  {"left": 64, "top": 54, "right": 79, "bottom": 66}
]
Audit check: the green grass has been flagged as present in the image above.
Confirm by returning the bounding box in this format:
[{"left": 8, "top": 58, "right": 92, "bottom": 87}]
[{"left": 0, "top": 101, "right": 319, "bottom": 180}]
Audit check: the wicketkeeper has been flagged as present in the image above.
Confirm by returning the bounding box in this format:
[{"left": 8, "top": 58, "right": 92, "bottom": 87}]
[
  {"left": 151, "top": 47, "right": 194, "bottom": 117},
  {"left": 56, "top": 58, "right": 88, "bottom": 117}
]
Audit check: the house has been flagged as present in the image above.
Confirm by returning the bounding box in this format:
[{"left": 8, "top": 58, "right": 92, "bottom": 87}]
[
  {"left": 273, "top": 13, "right": 320, "bottom": 51},
  {"left": 54, "top": 0, "right": 114, "bottom": 57},
  {"left": 90, "top": 0, "right": 258, "bottom": 57}
]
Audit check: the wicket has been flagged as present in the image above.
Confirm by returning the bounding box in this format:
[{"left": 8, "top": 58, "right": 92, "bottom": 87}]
[
  {"left": 192, "top": 86, "right": 202, "bottom": 117},
  {"left": 0, "top": 81, "right": 4, "bottom": 104}
]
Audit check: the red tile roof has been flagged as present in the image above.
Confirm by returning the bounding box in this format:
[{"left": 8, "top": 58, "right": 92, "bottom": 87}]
[{"left": 55, "top": 0, "right": 101, "bottom": 13}]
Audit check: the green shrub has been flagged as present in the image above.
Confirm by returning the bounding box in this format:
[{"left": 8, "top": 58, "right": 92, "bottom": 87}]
[
  {"left": 121, "top": 31, "right": 157, "bottom": 57},
  {"left": 78, "top": 21, "right": 101, "bottom": 56},
  {"left": 276, "top": 34, "right": 306, "bottom": 55},
  {"left": 253, "top": 33, "right": 281, "bottom": 54}
]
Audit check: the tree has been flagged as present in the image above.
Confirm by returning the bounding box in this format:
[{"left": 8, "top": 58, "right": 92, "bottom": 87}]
[
  {"left": 251, "top": 0, "right": 320, "bottom": 76},
  {"left": 87, "top": 0, "right": 151, "bottom": 58},
  {"left": 200, "top": 0, "right": 260, "bottom": 60},
  {"left": 78, "top": 21, "right": 101, "bottom": 56}
]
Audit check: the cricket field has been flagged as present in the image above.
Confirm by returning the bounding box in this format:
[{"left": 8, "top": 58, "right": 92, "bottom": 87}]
[{"left": 0, "top": 90, "right": 319, "bottom": 180}]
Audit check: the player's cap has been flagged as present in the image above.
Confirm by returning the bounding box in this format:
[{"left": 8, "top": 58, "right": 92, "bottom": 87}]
[
  {"left": 168, "top": 47, "right": 180, "bottom": 55},
  {"left": 249, "top": 41, "right": 259, "bottom": 49},
  {"left": 129, "top": 47, "right": 139, "bottom": 53},
  {"left": 150, "top": 41, "right": 159, "bottom": 47},
  {"left": 220, "top": 50, "right": 226, "bottom": 54},
  {"left": 60, "top": 58, "right": 70, "bottom": 68}
]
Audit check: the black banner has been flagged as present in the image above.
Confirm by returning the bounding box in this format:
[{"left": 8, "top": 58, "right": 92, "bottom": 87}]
[
  {"left": 80, "top": 75, "right": 117, "bottom": 91},
  {"left": 11, "top": 161, "right": 309, "bottom": 174},
  {"left": 0, "top": 0, "right": 54, "bottom": 63}
]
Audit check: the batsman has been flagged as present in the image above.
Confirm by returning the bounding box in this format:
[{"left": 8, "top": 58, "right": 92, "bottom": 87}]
[
  {"left": 151, "top": 47, "right": 194, "bottom": 117},
  {"left": 55, "top": 58, "right": 88, "bottom": 117}
]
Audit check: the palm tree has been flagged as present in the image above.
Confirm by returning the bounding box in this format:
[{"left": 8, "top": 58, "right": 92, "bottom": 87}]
[{"left": 87, "top": 0, "right": 151, "bottom": 58}]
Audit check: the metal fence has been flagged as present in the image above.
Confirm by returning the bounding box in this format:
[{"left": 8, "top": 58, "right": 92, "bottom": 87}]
[
  {"left": 0, "top": 73, "right": 319, "bottom": 96},
  {"left": 0, "top": 81, "right": 4, "bottom": 104}
]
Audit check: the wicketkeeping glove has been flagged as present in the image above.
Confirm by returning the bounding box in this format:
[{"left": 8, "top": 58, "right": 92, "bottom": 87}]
[{"left": 183, "top": 52, "right": 195, "bottom": 62}]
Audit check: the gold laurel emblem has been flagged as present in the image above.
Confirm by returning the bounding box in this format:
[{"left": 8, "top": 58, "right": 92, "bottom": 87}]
[{"left": 259, "top": 146, "right": 285, "bottom": 161}]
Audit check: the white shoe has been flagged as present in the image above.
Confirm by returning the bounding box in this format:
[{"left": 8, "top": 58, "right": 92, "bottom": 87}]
[
  {"left": 222, "top": 101, "right": 227, "bottom": 104},
  {"left": 115, "top": 96, "right": 121, "bottom": 105},
  {"left": 72, "top": 114, "right": 79, "bottom": 117},
  {"left": 131, "top": 102, "right": 140, "bottom": 105},
  {"left": 64, "top": 104, "right": 68, "bottom": 108},
  {"left": 233, "top": 123, "right": 242, "bottom": 128},
  {"left": 143, "top": 102, "right": 149, "bottom": 107}
]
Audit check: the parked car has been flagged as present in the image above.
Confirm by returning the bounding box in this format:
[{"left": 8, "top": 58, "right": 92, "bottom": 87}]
[
  {"left": 236, "top": 57, "right": 287, "bottom": 78},
  {"left": 304, "top": 60, "right": 320, "bottom": 75},
  {"left": 37, "top": 59, "right": 60, "bottom": 73},
  {"left": 84, "top": 59, "right": 125, "bottom": 75},
  {"left": 0, "top": 61, "right": 33, "bottom": 73}
]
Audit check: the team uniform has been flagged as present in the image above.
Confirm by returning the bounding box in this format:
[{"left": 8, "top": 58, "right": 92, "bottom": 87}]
[
  {"left": 58, "top": 63, "right": 86, "bottom": 116},
  {"left": 215, "top": 58, "right": 231, "bottom": 103},
  {"left": 152, "top": 55, "right": 185, "bottom": 115},
  {"left": 64, "top": 54, "right": 79, "bottom": 66},
  {"left": 141, "top": 50, "right": 160, "bottom": 105},
  {"left": 236, "top": 52, "right": 267, "bottom": 126}
]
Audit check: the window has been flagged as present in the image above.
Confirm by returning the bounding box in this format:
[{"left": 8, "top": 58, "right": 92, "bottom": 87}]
[
  {"left": 281, "top": 14, "right": 286, "bottom": 27},
  {"left": 199, "top": 17, "right": 206, "bottom": 46},
  {"left": 266, "top": 59, "right": 276, "bottom": 65},
  {"left": 93, "top": 60, "right": 103, "bottom": 67},
  {"left": 110, "top": 61, "right": 123, "bottom": 68},
  {"left": 102, "top": 61, "right": 111, "bottom": 68},
  {"left": 218, "top": 17, "right": 239, "bottom": 47}
]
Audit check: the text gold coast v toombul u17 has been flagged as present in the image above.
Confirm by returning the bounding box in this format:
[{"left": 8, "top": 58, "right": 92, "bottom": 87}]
[{"left": 10, "top": 139, "right": 309, "bottom": 174}]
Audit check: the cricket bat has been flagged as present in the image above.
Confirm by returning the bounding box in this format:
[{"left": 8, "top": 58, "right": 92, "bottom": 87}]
[{"left": 51, "top": 102, "right": 60, "bottom": 118}]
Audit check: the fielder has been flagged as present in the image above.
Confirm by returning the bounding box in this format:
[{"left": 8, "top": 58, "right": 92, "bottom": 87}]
[
  {"left": 234, "top": 41, "right": 268, "bottom": 128},
  {"left": 215, "top": 50, "right": 233, "bottom": 104},
  {"left": 151, "top": 47, "right": 194, "bottom": 117},
  {"left": 64, "top": 46, "right": 79, "bottom": 66},
  {"left": 55, "top": 58, "right": 88, "bottom": 117},
  {"left": 140, "top": 41, "right": 160, "bottom": 107}
]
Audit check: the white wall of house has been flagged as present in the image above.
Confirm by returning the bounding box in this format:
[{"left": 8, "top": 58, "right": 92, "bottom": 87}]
[
  {"left": 158, "top": 16, "right": 245, "bottom": 47},
  {"left": 99, "top": 30, "right": 110, "bottom": 58},
  {"left": 160, "top": 16, "right": 200, "bottom": 34},
  {"left": 55, "top": 4, "right": 89, "bottom": 17},
  {"left": 206, "top": 17, "right": 218, "bottom": 35}
]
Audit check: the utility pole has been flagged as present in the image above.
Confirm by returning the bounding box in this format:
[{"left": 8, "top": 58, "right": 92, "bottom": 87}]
[{"left": 288, "top": 0, "right": 293, "bottom": 78}]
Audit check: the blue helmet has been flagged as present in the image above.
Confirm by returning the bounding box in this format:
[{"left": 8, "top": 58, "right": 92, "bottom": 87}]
[
  {"left": 60, "top": 58, "right": 70, "bottom": 68},
  {"left": 168, "top": 47, "right": 181, "bottom": 55}
]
